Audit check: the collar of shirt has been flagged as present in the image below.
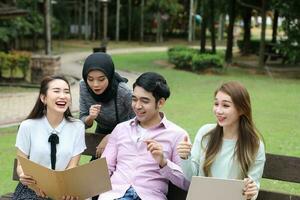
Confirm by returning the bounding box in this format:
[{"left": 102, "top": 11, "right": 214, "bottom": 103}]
[
  {"left": 129, "top": 112, "right": 170, "bottom": 130},
  {"left": 42, "top": 116, "right": 66, "bottom": 135}
]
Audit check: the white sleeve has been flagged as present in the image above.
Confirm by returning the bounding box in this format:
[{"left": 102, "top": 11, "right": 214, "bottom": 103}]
[
  {"left": 15, "top": 121, "right": 31, "bottom": 156},
  {"left": 248, "top": 141, "right": 266, "bottom": 188},
  {"left": 72, "top": 121, "right": 87, "bottom": 157},
  {"left": 181, "top": 124, "right": 215, "bottom": 181}
]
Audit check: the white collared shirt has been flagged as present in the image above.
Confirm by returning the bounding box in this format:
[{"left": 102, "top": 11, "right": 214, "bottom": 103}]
[{"left": 16, "top": 116, "right": 86, "bottom": 171}]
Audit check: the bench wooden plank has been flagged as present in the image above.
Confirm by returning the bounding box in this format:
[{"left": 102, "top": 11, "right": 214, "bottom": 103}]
[
  {"left": 82, "top": 133, "right": 106, "bottom": 157},
  {"left": 257, "top": 189, "right": 300, "bottom": 200},
  {"left": 166, "top": 182, "right": 187, "bottom": 200},
  {"left": 263, "top": 153, "right": 300, "bottom": 183},
  {"left": 0, "top": 193, "right": 13, "bottom": 200},
  {"left": 12, "top": 158, "right": 18, "bottom": 181}
]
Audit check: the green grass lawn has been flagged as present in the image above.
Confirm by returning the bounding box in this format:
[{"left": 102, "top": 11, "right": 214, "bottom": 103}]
[{"left": 1, "top": 51, "right": 300, "bottom": 195}]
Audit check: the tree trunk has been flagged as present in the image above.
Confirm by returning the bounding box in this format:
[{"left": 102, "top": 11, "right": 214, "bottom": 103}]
[
  {"left": 225, "top": 0, "right": 236, "bottom": 63},
  {"left": 98, "top": 2, "right": 101, "bottom": 40},
  {"left": 140, "top": 0, "right": 144, "bottom": 43},
  {"left": 92, "top": 0, "right": 96, "bottom": 40},
  {"left": 200, "top": 1, "right": 207, "bottom": 53},
  {"left": 218, "top": 14, "right": 225, "bottom": 41},
  {"left": 78, "top": 0, "right": 82, "bottom": 39},
  {"left": 116, "top": 0, "right": 120, "bottom": 42},
  {"left": 242, "top": 7, "right": 252, "bottom": 55},
  {"left": 32, "top": 2, "right": 38, "bottom": 49},
  {"left": 258, "top": 0, "right": 266, "bottom": 67},
  {"left": 128, "top": 0, "right": 132, "bottom": 41},
  {"left": 32, "top": 32, "right": 37, "bottom": 50},
  {"left": 209, "top": 0, "right": 216, "bottom": 53},
  {"left": 188, "top": 0, "right": 194, "bottom": 42},
  {"left": 156, "top": 12, "right": 162, "bottom": 43},
  {"left": 271, "top": 9, "right": 279, "bottom": 43},
  {"left": 44, "top": 0, "right": 51, "bottom": 55},
  {"left": 103, "top": 2, "right": 108, "bottom": 42},
  {"left": 193, "top": 0, "right": 198, "bottom": 40},
  {"left": 84, "top": 0, "right": 89, "bottom": 40}
]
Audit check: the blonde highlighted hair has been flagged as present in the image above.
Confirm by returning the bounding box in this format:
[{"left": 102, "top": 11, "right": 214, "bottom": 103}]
[{"left": 202, "top": 81, "right": 263, "bottom": 177}]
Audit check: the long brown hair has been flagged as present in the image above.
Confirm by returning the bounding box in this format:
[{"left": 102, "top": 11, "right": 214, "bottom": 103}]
[
  {"left": 26, "top": 75, "right": 73, "bottom": 120},
  {"left": 202, "top": 81, "right": 263, "bottom": 177}
]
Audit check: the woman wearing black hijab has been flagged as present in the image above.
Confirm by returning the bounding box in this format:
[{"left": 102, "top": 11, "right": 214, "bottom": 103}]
[{"left": 79, "top": 52, "right": 135, "bottom": 158}]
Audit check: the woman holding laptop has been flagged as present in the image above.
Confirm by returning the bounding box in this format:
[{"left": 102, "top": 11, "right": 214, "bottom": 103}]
[{"left": 177, "top": 81, "right": 265, "bottom": 200}]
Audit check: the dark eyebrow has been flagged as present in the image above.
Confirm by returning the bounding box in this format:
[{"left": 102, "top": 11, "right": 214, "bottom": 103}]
[
  {"left": 51, "top": 87, "right": 69, "bottom": 91},
  {"left": 87, "top": 75, "right": 106, "bottom": 78},
  {"left": 132, "top": 95, "right": 150, "bottom": 101},
  {"left": 140, "top": 97, "right": 151, "bottom": 101},
  {"left": 222, "top": 100, "right": 233, "bottom": 104},
  {"left": 214, "top": 98, "right": 233, "bottom": 104}
]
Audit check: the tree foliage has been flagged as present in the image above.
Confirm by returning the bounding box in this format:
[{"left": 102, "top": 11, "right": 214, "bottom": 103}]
[{"left": 273, "top": 0, "right": 300, "bottom": 64}]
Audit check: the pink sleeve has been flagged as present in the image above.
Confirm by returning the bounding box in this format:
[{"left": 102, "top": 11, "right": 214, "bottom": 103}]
[{"left": 101, "top": 127, "right": 119, "bottom": 176}]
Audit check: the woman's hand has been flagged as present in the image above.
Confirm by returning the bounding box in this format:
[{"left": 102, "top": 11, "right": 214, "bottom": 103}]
[
  {"left": 19, "top": 172, "right": 36, "bottom": 186},
  {"left": 176, "top": 135, "right": 192, "bottom": 160},
  {"left": 62, "top": 195, "right": 79, "bottom": 200},
  {"left": 35, "top": 188, "right": 47, "bottom": 198},
  {"left": 95, "top": 134, "right": 110, "bottom": 158},
  {"left": 89, "top": 104, "right": 101, "bottom": 120},
  {"left": 243, "top": 178, "right": 258, "bottom": 200}
]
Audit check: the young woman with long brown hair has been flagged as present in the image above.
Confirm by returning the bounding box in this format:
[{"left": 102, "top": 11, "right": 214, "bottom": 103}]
[
  {"left": 13, "top": 75, "right": 86, "bottom": 200},
  {"left": 177, "top": 81, "right": 265, "bottom": 200}
]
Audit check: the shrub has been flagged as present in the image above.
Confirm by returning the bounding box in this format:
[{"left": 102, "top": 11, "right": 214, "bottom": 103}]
[
  {"left": 11, "top": 51, "right": 31, "bottom": 79},
  {"left": 167, "top": 46, "right": 224, "bottom": 72},
  {"left": 168, "top": 46, "right": 196, "bottom": 69},
  {"left": 192, "top": 53, "right": 223, "bottom": 71},
  {"left": 0, "top": 51, "right": 31, "bottom": 80}
]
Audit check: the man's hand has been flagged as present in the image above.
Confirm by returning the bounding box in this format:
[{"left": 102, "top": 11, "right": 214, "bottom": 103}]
[
  {"left": 144, "top": 139, "right": 167, "bottom": 168},
  {"left": 176, "top": 135, "right": 192, "bottom": 160}
]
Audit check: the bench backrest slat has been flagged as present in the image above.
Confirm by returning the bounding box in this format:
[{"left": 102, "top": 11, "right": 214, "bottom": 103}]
[
  {"left": 257, "top": 190, "right": 300, "bottom": 200},
  {"left": 263, "top": 153, "right": 300, "bottom": 183},
  {"left": 82, "top": 133, "right": 106, "bottom": 157}
]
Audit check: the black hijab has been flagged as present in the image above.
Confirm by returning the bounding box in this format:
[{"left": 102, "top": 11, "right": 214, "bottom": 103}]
[{"left": 82, "top": 52, "right": 127, "bottom": 102}]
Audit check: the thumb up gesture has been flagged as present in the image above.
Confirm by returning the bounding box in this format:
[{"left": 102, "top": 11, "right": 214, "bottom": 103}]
[{"left": 177, "top": 135, "right": 192, "bottom": 160}]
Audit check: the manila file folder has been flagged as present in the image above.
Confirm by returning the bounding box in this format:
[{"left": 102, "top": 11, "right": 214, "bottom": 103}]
[{"left": 18, "top": 156, "right": 112, "bottom": 200}]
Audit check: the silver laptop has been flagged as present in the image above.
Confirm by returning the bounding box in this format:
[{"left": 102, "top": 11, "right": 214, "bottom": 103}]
[{"left": 186, "top": 176, "right": 246, "bottom": 200}]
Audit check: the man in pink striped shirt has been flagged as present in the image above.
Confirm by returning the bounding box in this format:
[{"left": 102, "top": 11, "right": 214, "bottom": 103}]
[{"left": 99, "top": 72, "right": 190, "bottom": 200}]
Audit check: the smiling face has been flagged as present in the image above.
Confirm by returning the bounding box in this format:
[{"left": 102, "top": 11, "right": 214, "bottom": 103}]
[
  {"left": 40, "top": 79, "right": 71, "bottom": 115},
  {"left": 132, "top": 86, "right": 165, "bottom": 128},
  {"left": 87, "top": 70, "right": 109, "bottom": 95},
  {"left": 213, "top": 91, "right": 240, "bottom": 130}
]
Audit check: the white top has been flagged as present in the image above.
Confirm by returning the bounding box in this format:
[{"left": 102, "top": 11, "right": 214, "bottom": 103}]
[
  {"left": 181, "top": 124, "right": 265, "bottom": 189},
  {"left": 130, "top": 124, "right": 148, "bottom": 143},
  {"left": 16, "top": 116, "right": 86, "bottom": 171}
]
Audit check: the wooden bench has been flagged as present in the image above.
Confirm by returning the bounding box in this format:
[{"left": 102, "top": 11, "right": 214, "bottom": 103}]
[{"left": 1, "top": 133, "right": 300, "bottom": 200}]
